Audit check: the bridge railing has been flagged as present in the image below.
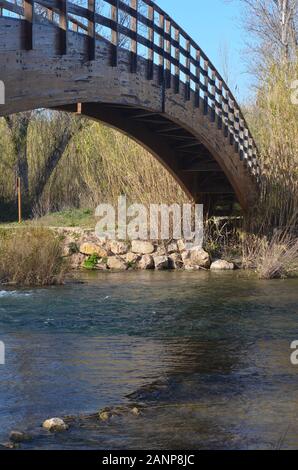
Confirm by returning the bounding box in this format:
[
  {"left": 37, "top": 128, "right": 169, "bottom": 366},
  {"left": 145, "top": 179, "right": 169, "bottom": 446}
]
[{"left": 0, "top": 0, "right": 260, "bottom": 177}]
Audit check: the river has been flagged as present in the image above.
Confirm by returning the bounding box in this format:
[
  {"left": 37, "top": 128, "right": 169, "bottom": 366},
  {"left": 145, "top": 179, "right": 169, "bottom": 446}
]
[{"left": 0, "top": 271, "right": 297, "bottom": 449}]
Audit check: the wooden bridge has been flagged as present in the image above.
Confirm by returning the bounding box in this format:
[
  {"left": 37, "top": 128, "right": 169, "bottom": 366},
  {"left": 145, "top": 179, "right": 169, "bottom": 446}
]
[{"left": 0, "top": 0, "right": 260, "bottom": 213}]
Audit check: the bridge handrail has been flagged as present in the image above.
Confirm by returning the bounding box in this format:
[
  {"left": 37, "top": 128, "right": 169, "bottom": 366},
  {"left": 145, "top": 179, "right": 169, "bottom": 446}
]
[{"left": 0, "top": 0, "right": 260, "bottom": 176}]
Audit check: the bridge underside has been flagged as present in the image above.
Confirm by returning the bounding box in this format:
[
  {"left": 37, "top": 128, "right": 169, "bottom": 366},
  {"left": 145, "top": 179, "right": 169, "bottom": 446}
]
[
  {"left": 57, "top": 102, "right": 238, "bottom": 215},
  {"left": 0, "top": 15, "right": 259, "bottom": 215}
]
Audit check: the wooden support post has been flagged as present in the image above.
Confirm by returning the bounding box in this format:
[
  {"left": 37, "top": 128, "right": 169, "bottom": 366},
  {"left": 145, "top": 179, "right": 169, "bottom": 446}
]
[
  {"left": 130, "top": 0, "right": 138, "bottom": 73},
  {"left": 59, "top": 0, "right": 68, "bottom": 55},
  {"left": 194, "top": 48, "right": 200, "bottom": 107},
  {"left": 164, "top": 18, "right": 171, "bottom": 88},
  {"left": 185, "top": 38, "right": 190, "bottom": 101},
  {"left": 158, "top": 13, "right": 165, "bottom": 86},
  {"left": 217, "top": 79, "right": 223, "bottom": 129},
  {"left": 17, "top": 177, "right": 22, "bottom": 224},
  {"left": 147, "top": 3, "right": 154, "bottom": 80},
  {"left": 203, "top": 59, "right": 208, "bottom": 114},
  {"left": 210, "top": 69, "right": 216, "bottom": 122},
  {"left": 174, "top": 27, "right": 180, "bottom": 94},
  {"left": 88, "top": 0, "right": 96, "bottom": 61},
  {"left": 76, "top": 102, "right": 82, "bottom": 114},
  {"left": 47, "top": 8, "right": 53, "bottom": 21},
  {"left": 111, "top": 0, "right": 119, "bottom": 67},
  {"left": 24, "top": 0, "right": 34, "bottom": 50}
]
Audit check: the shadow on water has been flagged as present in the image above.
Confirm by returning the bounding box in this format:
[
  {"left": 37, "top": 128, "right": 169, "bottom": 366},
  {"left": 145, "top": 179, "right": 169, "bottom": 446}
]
[{"left": 0, "top": 271, "right": 297, "bottom": 449}]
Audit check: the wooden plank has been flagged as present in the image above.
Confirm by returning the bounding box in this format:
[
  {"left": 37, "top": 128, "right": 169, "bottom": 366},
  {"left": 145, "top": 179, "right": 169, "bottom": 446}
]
[
  {"left": 164, "top": 18, "right": 171, "bottom": 88},
  {"left": 210, "top": 69, "right": 216, "bottom": 122},
  {"left": 203, "top": 59, "right": 208, "bottom": 114},
  {"left": 194, "top": 48, "right": 200, "bottom": 107},
  {"left": 24, "top": 0, "right": 34, "bottom": 50},
  {"left": 87, "top": 0, "right": 96, "bottom": 61},
  {"left": 147, "top": 3, "right": 154, "bottom": 80},
  {"left": 130, "top": 0, "right": 138, "bottom": 73},
  {"left": 158, "top": 12, "right": 164, "bottom": 85},
  {"left": 111, "top": 0, "right": 119, "bottom": 66},
  {"left": 174, "top": 27, "right": 180, "bottom": 93},
  {"left": 59, "top": 0, "right": 68, "bottom": 55},
  {"left": 185, "top": 38, "right": 190, "bottom": 101}
]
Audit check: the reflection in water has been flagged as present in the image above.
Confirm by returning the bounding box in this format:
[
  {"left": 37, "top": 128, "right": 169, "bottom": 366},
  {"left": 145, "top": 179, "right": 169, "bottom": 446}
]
[{"left": 0, "top": 271, "right": 297, "bottom": 449}]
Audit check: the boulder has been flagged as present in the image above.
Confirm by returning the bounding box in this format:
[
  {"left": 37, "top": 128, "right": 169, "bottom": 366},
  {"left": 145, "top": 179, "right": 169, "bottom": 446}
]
[
  {"left": 131, "top": 407, "right": 140, "bottom": 416},
  {"left": 108, "top": 241, "right": 129, "bottom": 256},
  {"left": 153, "top": 255, "right": 169, "bottom": 270},
  {"left": 99, "top": 411, "right": 110, "bottom": 422},
  {"left": 167, "top": 242, "right": 178, "bottom": 254},
  {"left": 131, "top": 240, "right": 155, "bottom": 255},
  {"left": 168, "top": 253, "right": 183, "bottom": 269},
  {"left": 42, "top": 418, "right": 68, "bottom": 432},
  {"left": 125, "top": 252, "right": 140, "bottom": 265},
  {"left": 107, "top": 256, "right": 128, "bottom": 271},
  {"left": 79, "top": 242, "right": 107, "bottom": 258},
  {"left": 177, "top": 239, "right": 186, "bottom": 252},
  {"left": 182, "top": 247, "right": 210, "bottom": 269},
  {"left": 138, "top": 254, "right": 155, "bottom": 270},
  {"left": 9, "top": 431, "right": 31, "bottom": 443},
  {"left": 210, "top": 259, "right": 235, "bottom": 270}
]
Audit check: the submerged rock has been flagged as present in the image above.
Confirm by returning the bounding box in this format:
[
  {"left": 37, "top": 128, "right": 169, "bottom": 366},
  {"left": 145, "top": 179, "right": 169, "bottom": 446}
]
[
  {"left": 210, "top": 260, "right": 235, "bottom": 270},
  {"left": 42, "top": 417, "right": 69, "bottom": 432},
  {"left": 98, "top": 410, "right": 110, "bottom": 422},
  {"left": 9, "top": 430, "right": 31, "bottom": 443}
]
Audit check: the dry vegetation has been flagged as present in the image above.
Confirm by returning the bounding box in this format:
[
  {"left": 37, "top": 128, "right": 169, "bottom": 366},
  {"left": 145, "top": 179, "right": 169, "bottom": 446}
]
[{"left": 0, "top": 227, "right": 67, "bottom": 286}]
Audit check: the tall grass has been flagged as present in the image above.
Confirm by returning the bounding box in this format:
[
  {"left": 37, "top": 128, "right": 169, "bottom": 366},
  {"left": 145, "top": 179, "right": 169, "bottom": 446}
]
[{"left": 0, "top": 227, "right": 68, "bottom": 286}]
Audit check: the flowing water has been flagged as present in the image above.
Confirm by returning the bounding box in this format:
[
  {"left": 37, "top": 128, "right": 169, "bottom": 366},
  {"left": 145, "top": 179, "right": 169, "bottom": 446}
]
[{"left": 0, "top": 271, "right": 297, "bottom": 450}]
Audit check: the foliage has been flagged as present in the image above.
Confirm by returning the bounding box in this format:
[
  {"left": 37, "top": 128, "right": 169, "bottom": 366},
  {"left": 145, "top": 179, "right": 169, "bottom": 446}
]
[{"left": 83, "top": 254, "right": 100, "bottom": 270}]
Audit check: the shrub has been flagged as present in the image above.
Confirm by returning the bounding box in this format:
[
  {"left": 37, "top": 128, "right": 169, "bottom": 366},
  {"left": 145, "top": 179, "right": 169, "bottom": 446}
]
[
  {"left": 83, "top": 253, "right": 100, "bottom": 270},
  {"left": 242, "top": 231, "right": 298, "bottom": 279},
  {"left": 0, "top": 227, "right": 68, "bottom": 286}
]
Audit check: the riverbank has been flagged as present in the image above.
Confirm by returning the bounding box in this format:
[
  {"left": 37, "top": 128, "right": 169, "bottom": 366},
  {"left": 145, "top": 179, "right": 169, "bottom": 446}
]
[{"left": 56, "top": 227, "right": 236, "bottom": 272}]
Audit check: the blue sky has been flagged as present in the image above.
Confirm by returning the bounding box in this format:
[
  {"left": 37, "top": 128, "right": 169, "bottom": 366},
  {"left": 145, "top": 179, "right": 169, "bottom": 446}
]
[{"left": 157, "top": 0, "right": 253, "bottom": 102}]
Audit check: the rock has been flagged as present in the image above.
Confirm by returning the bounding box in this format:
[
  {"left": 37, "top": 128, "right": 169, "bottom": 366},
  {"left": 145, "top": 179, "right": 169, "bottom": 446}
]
[
  {"left": 131, "top": 240, "right": 155, "bottom": 255},
  {"left": 167, "top": 242, "right": 178, "bottom": 254},
  {"left": 153, "top": 255, "right": 169, "bottom": 270},
  {"left": 108, "top": 241, "right": 129, "bottom": 256},
  {"left": 155, "top": 244, "right": 167, "bottom": 256},
  {"left": 138, "top": 254, "right": 155, "bottom": 270},
  {"left": 182, "top": 247, "right": 210, "bottom": 269},
  {"left": 42, "top": 418, "right": 68, "bottom": 432},
  {"left": 210, "top": 259, "right": 235, "bottom": 270},
  {"left": 70, "top": 253, "right": 85, "bottom": 269},
  {"left": 107, "top": 256, "right": 128, "bottom": 271},
  {"left": 177, "top": 239, "right": 186, "bottom": 252},
  {"left": 79, "top": 242, "right": 107, "bottom": 258},
  {"left": 1, "top": 441, "right": 19, "bottom": 449},
  {"left": 9, "top": 431, "right": 31, "bottom": 443},
  {"left": 125, "top": 252, "right": 140, "bottom": 265},
  {"left": 131, "top": 407, "right": 140, "bottom": 416},
  {"left": 99, "top": 411, "right": 110, "bottom": 422},
  {"left": 168, "top": 253, "right": 183, "bottom": 269}
]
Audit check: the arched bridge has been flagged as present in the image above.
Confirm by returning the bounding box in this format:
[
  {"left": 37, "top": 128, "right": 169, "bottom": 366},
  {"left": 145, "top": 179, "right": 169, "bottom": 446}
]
[{"left": 0, "top": 0, "right": 260, "bottom": 213}]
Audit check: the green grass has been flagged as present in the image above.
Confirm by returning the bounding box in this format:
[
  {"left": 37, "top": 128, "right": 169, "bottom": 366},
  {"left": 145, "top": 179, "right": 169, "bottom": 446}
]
[{"left": 0, "top": 208, "right": 96, "bottom": 229}]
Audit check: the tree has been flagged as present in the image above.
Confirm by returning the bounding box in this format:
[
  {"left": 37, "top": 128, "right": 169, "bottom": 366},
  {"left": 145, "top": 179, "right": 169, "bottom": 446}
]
[{"left": 4, "top": 111, "right": 86, "bottom": 214}]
